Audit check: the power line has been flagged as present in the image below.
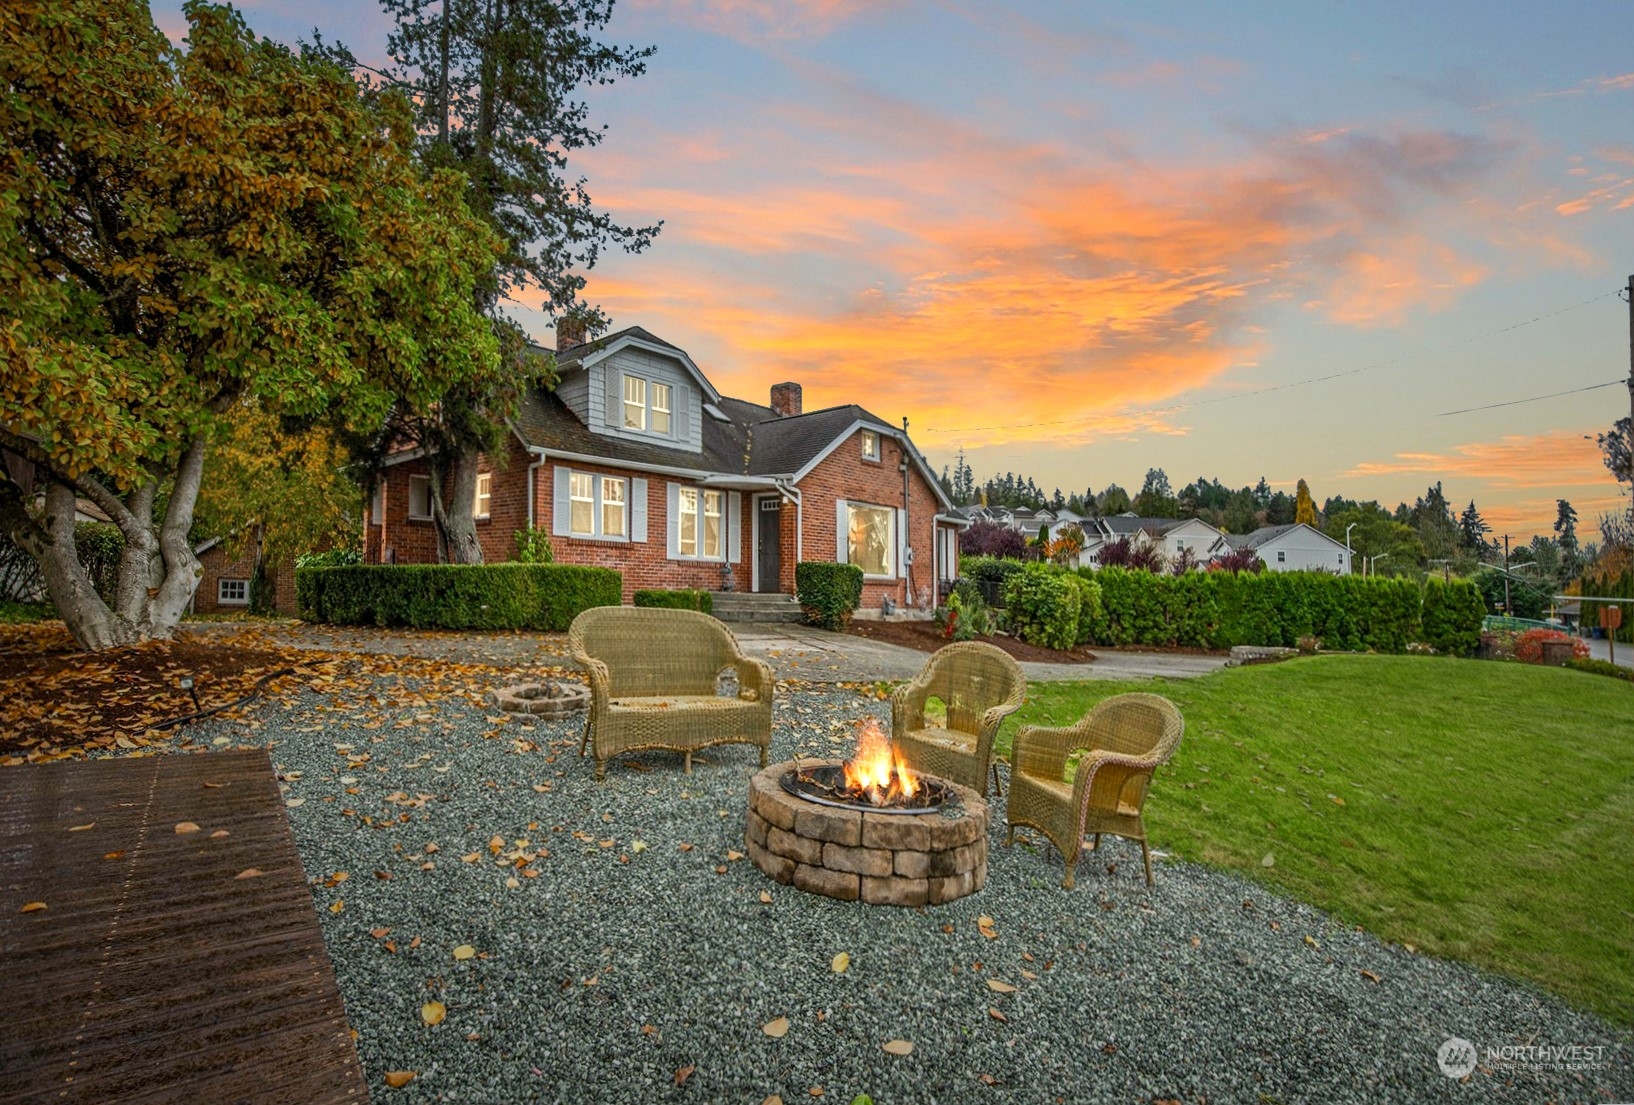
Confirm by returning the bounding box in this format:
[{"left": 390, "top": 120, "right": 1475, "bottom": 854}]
[
  {"left": 1436, "top": 378, "right": 1629, "bottom": 417},
  {"left": 921, "top": 287, "right": 1623, "bottom": 436}
]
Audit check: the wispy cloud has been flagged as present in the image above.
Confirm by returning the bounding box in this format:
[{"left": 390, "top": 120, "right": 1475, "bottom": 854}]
[
  {"left": 628, "top": 0, "right": 886, "bottom": 42},
  {"left": 1345, "top": 430, "right": 1612, "bottom": 489}
]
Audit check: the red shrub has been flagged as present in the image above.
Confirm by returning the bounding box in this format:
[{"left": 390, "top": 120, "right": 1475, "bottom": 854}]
[{"left": 1513, "top": 628, "right": 1590, "bottom": 664}]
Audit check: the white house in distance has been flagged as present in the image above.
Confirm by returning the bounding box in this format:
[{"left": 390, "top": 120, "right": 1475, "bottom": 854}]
[
  {"left": 1075, "top": 514, "right": 1227, "bottom": 569},
  {"left": 1224, "top": 523, "right": 1352, "bottom": 575}
]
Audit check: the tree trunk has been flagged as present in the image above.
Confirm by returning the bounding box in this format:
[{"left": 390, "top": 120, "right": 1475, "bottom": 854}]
[
  {"left": 0, "top": 442, "right": 207, "bottom": 651},
  {"left": 431, "top": 450, "right": 485, "bottom": 564}
]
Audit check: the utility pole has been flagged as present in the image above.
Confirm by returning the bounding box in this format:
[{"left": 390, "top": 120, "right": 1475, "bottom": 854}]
[
  {"left": 1502, "top": 534, "right": 1511, "bottom": 616},
  {"left": 1627, "top": 274, "right": 1633, "bottom": 449}
]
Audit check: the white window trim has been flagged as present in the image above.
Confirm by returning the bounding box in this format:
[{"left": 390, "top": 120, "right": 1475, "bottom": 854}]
[
  {"left": 601, "top": 475, "right": 627, "bottom": 538},
  {"left": 371, "top": 482, "right": 385, "bottom": 524},
  {"left": 860, "top": 430, "right": 880, "bottom": 462},
  {"left": 622, "top": 373, "right": 647, "bottom": 431},
  {"left": 842, "top": 500, "right": 896, "bottom": 579},
  {"left": 564, "top": 469, "right": 632, "bottom": 543},
  {"left": 407, "top": 474, "right": 433, "bottom": 521},
  {"left": 218, "top": 578, "right": 249, "bottom": 606},
  {"left": 474, "top": 472, "right": 492, "bottom": 520},
  {"left": 1276, "top": 550, "right": 1287, "bottom": 563},
  {"left": 651, "top": 381, "right": 672, "bottom": 436},
  {"left": 668, "top": 484, "right": 733, "bottom": 562}
]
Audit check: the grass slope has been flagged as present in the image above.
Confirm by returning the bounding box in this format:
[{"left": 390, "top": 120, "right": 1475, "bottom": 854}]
[{"left": 998, "top": 655, "right": 1634, "bottom": 1024}]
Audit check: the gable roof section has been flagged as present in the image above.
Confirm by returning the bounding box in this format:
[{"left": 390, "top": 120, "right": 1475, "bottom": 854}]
[
  {"left": 1224, "top": 523, "right": 1344, "bottom": 551},
  {"left": 546, "top": 326, "right": 721, "bottom": 403},
  {"left": 511, "top": 387, "right": 740, "bottom": 475},
  {"left": 745, "top": 404, "right": 894, "bottom": 476}
]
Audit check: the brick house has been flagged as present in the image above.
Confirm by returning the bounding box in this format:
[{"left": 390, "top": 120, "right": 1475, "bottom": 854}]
[
  {"left": 191, "top": 532, "right": 300, "bottom": 616},
  {"left": 365, "top": 324, "right": 966, "bottom": 610}
]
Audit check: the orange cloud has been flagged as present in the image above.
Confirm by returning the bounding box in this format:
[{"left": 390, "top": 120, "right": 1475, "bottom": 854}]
[{"left": 1345, "top": 430, "right": 1612, "bottom": 489}]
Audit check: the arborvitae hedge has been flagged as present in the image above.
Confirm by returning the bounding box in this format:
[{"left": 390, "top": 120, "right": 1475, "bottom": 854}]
[
  {"left": 795, "top": 561, "right": 864, "bottom": 630},
  {"left": 1058, "top": 566, "right": 1478, "bottom": 653},
  {"left": 295, "top": 564, "right": 621, "bottom": 630},
  {"left": 633, "top": 588, "right": 714, "bottom": 613}
]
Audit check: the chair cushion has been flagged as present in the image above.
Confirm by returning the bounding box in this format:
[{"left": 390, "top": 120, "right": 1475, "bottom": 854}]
[
  {"left": 607, "top": 695, "right": 759, "bottom": 715},
  {"left": 899, "top": 727, "right": 975, "bottom": 755}
]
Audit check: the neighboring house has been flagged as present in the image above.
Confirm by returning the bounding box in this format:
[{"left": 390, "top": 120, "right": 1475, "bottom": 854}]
[
  {"left": 1222, "top": 523, "right": 1352, "bottom": 575},
  {"left": 366, "top": 323, "right": 967, "bottom": 609},
  {"left": 191, "top": 532, "right": 301, "bottom": 616},
  {"left": 1078, "top": 514, "right": 1227, "bottom": 569}
]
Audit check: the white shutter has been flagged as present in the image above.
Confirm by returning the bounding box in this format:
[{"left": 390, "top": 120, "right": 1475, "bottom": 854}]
[
  {"left": 727, "top": 492, "right": 742, "bottom": 563},
  {"left": 631, "top": 478, "right": 648, "bottom": 543},
  {"left": 834, "top": 500, "right": 848, "bottom": 564},
  {"left": 666, "top": 482, "right": 681, "bottom": 559},
  {"left": 552, "top": 466, "right": 571, "bottom": 537},
  {"left": 606, "top": 367, "right": 622, "bottom": 428},
  {"left": 897, "top": 508, "right": 908, "bottom": 578}
]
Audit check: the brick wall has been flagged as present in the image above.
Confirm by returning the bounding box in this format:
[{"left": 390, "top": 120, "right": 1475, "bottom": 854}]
[
  {"left": 366, "top": 437, "right": 538, "bottom": 566},
  {"left": 193, "top": 539, "right": 299, "bottom": 616},
  {"left": 792, "top": 429, "right": 941, "bottom": 610}
]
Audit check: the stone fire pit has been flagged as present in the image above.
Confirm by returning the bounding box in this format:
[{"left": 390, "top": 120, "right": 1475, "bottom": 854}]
[
  {"left": 488, "top": 679, "right": 589, "bottom": 717},
  {"left": 745, "top": 760, "right": 988, "bottom": 906}
]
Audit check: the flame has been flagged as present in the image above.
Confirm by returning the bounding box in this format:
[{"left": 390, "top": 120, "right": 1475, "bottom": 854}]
[{"left": 841, "top": 717, "right": 919, "bottom": 806}]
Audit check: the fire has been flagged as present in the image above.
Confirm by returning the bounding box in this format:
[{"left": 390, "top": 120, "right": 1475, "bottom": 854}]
[{"left": 841, "top": 718, "right": 920, "bottom": 806}]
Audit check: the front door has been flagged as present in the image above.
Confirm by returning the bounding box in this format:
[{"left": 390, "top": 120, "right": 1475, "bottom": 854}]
[{"left": 756, "top": 496, "right": 782, "bottom": 593}]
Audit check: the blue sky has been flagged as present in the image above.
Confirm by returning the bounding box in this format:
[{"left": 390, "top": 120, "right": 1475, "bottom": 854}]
[{"left": 154, "top": 1, "right": 1634, "bottom": 539}]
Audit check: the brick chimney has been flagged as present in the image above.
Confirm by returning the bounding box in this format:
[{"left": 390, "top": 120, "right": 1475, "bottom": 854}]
[
  {"left": 769, "top": 381, "right": 802, "bottom": 418},
  {"left": 556, "top": 316, "right": 588, "bottom": 352}
]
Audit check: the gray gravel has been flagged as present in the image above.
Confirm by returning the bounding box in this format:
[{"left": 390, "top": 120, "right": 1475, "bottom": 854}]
[{"left": 178, "top": 675, "right": 1630, "bottom": 1105}]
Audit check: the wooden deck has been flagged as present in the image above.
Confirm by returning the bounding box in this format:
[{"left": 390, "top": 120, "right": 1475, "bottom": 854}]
[{"left": 0, "top": 750, "right": 369, "bottom": 1105}]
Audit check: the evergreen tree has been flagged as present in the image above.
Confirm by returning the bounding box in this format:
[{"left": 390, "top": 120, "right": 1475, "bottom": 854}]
[
  {"left": 1294, "top": 479, "right": 1317, "bottom": 526},
  {"left": 1458, "top": 500, "right": 1492, "bottom": 554},
  {"left": 1265, "top": 491, "right": 1296, "bottom": 525},
  {"left": 1099, "top": 484, "right": 1131, "bottom": 514},
  {"left": 1252, "top": 477, "right": 1272, "bottom": 509},
  {"left": 1554, "top": 499, "right": 1580, "bottom": 579},
  {"left": 1410, "top": 482, "right": 1458, "bottom": 563}
]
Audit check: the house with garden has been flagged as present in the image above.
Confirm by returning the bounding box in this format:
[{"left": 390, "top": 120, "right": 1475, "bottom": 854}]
[
  {"left": 1222, "top": 522, "right": 1353, "bottom": 575},
  {"left": 366, "top": 323, "right": 967, "bottom": 611},
  {"left": 1077, "top": 514, "right": 1228, "bottom": 569}
]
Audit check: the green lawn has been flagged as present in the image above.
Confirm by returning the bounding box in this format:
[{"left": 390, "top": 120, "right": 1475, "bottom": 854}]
[{"left": 996, "top": 655, "right": 1634, "bottom": 1024}]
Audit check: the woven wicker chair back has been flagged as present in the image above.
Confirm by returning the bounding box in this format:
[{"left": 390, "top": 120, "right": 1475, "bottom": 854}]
[
  {"left": 919, "top": 642, "right": 1025, "bottom": 736},
  {"left": 1085, "top": 693, "right": 1184, "bottom": 761},
  {"left": 569, "top": 606, "right": 739, "bottom": 697}
]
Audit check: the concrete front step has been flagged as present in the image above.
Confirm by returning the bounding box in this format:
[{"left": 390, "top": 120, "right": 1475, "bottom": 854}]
[{"left": 710, "top": 592, "right": 803, "bottom": 623}]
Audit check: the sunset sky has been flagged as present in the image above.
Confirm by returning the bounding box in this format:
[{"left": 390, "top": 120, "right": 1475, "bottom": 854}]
[{"left": 156, "top": 1, "right": 1634, "bottom": 541}]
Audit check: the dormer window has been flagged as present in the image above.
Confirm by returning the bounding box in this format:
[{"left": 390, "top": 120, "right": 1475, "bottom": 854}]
[
  {"left": 623, "top": 375, "right": 646, "bottom": 431},
  {"left": 652, "top": 382, "right": 672, "bottom": 434},
  {"left": 861, "top": 430, "right": 880, "bottom": 461}
]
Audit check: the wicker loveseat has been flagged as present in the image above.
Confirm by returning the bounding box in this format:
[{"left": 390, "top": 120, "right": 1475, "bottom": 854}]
[{"left": 569, "top": 606, "right": 773, "bottom": 780}]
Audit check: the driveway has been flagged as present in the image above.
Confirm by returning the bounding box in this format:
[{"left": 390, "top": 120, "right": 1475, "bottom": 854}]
[
  {"left": 1583, "top": 634, "right": 1634, "bottom": 669},
  {"left": 182, "top": 618, "right": 1226, "bottom": 684}
]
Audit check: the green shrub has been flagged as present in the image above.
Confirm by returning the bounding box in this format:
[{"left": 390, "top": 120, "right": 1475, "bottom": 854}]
[
  {"left": 0, "top": 600, "right": 52, "bottom": 623},
  {"left": 940, "top": 588, "right": 991, "bottom": 642},
  {"left": 1564, "top": 657, "right": 1634, "bottom": 684},
  {"left": 633, "top": 588, "right": 713, "bottom": 614},
  {"left": 1064, "top": 572, "right": 1103, "bottom": 646},
  {"left": 1419, "top": 580, "right": 1487, "bottom": 656},
  {"left": 795, "top": 561, "right": 864, "bottom": 630},
  {"left": 295, "top": 548, "right": 362, "bottom": 569},
  {"left": 75, "top": 522, "right": 124, "bottom": 600},
  {"left": 512, "top": 525, "right": 554, "bottom": 564},
  {"left": 960, "top": 555, "right": 1025, "bottom": 585},
  {"left": 295, "top": 563, "right": 621, "bottom": 630},
  {"left": 1003, "top": 562, "right": 1080, "bottom": 651}
]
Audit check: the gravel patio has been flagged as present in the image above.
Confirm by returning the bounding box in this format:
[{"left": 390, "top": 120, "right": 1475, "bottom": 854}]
[{"left": 154, "top": 652, "right": 1629, "bottom": 1104}]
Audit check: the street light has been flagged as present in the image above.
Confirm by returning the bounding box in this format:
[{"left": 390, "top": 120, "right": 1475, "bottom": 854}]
[
  {"left": 1345, "top": 522, "right": 1357, "bottom": 573},
  {"left": 1368, "top": 553, "right": 1390, "bottom": 578}
]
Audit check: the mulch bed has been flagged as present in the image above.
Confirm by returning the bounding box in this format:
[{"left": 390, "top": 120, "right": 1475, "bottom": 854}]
[{"left": 844, "top": 618, "right": 1096, "bottom": 664}]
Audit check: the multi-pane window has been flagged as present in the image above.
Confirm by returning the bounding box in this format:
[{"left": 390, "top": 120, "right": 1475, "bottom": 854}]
[
  {"left": 651, "top": 382, "right": 672, "bottom": 435},
  {"left": 601, "top": 477, "right": 626, "bottom": 537},
  {"left": 678, "top": 488, "right": 698, "bottom": 556},
  {"left": 702, "top": 490, "right": 722, "bottom": 558},
  {"left": 847, "top": 503, "right": 893, "bottom": 576},
  {"left": 219, "top": 579, "right": 249, "bottom": 605},
  {"left": 570, "top": 473, "right": 595, "bottom": 535},
  {"left": 1276, "top": 550, "right": 1287, "bottom": 563},
  {"left": 623, "top": 374, "right": 646, "bottom": 430},
  {"left": 474, "top": 472, "right": 492, "bottom": 519},
  {"left": 407, "top": 475, "right": 433, "bottom": 520},
  {"left": 861, "top": 430, "right": 880, "bottom": 461}
]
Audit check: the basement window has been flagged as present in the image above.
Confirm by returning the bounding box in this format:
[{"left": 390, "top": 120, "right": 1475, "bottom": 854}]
[{"left": 219, "top": 579, "right": 249, "bottom": 605}]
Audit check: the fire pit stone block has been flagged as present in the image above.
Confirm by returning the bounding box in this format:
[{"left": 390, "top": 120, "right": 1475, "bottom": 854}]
[{"left": 745, "top": 760, "right": 989, "bottom": 907}]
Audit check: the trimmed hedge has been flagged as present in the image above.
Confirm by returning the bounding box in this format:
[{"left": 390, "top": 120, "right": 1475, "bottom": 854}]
[
  {"left": 295, "top": 563, "right": 621, "bottom": 630},
  {"left": 1061, "top": 565, "right": 1479, "bottom": 654},
  {"left": 1003, "top": 563, "right": 1080, "bottom": 651},
  {"left": 634, "top": 588, "right": 713, "bottom": 614},
  {"left": 796, "top": 561, "right": 864, "bottom": 630}
]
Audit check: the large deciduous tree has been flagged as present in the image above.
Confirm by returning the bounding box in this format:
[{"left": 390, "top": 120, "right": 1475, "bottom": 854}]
[
  {"left": 1293, "top": 479, "right": 1317, "bottom": 527},
  {"left": 335, "top": 0, "right": 661, "bottom": 563},
  {"left": 0, "top": 0, "right": 501, "bottom": 649}
]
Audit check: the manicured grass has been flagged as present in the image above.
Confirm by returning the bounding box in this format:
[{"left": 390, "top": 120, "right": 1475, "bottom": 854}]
[
  {"left": 996, "top": 655, "right": 1634, "bottom": 1024},
  {"left": 0, "top": 600, "right": 53, "bottom": 623}
]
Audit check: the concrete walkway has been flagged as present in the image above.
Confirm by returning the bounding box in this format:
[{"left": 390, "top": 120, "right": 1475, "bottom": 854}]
[{"left": 182, "top": 618, "right": 1226, "bottom": 684}]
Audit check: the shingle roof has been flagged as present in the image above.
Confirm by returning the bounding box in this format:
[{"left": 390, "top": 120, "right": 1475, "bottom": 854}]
[
  {"left": 745, "top": 404, "right": 895, "bottom": 476},
  {"left": 1224, "top": 523, "right": 1299, "bottom": 550},
  {"left": 536, "top": 326, "right": 684, "bottom": 372},
  {"left": 512, "top": 388, "right": 744, "bottom": 474},
  {"left": 1098, "top": 515, "right": 1187, "bottom": 538}
]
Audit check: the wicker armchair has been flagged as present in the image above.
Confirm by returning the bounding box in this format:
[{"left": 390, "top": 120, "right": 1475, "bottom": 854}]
[
  {"left": 890, "top": 641, "right": 1026, "bottom": 798},
  {"left": 1005, "top": 693, "right": 1184, "bottom": 887},
  {"left": 569, "top": 607, "right": 773, "bottom": 781}
]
